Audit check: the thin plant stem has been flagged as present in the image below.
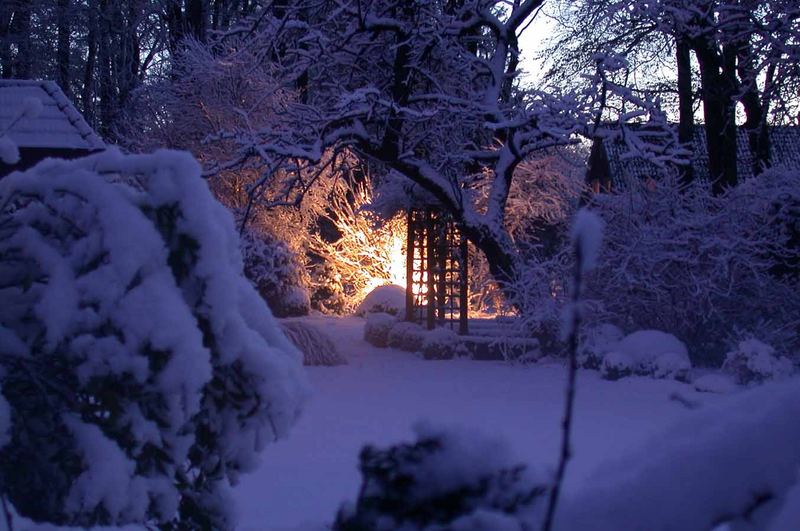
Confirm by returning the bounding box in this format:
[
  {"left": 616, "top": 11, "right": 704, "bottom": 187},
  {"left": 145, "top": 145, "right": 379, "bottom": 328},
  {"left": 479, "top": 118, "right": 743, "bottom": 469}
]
[{"left": 541, "top": 242, "right": 583, "bottom": 531}]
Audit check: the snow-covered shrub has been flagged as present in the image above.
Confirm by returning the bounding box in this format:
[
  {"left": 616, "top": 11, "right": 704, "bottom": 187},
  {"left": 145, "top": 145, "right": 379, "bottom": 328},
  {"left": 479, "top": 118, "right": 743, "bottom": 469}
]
[
  {"left": 600, "top": 330, "right": 691, "bottom": 381},
  {"left": 364, "top": 313, "right": 398, "bottom": 348},
  {"left": 0, "top": 150, "right": 308, "bottom": 528},
  {"left": 600, "top": 351, "right": 636, "bottom": 381},
  {"left": 356, "top": 284, "right": 406, "bottom": 316},
  {"left": 588, "top": 171, "right": 800, "bottom": 365},
  {"left": 387, "top": 322, "right": 427, "bottom": 352},
  {"left": 577, "top": 323, "right": 623, "bottom": 370},
  {"left": 421, "top": 327, "right": 467, "bottom": 361},
  {"left": 334, "top": 423, "right": 544, "bottom": 530},
  {"left": 241, "top": 229, "right": 311, "bottom": 317},
  {"left": 722, "top": 338, "right": 794, "bottom": 385},
  {"left": 280, "top": 320, "right": 347, "bottom": 366},
  {"left": 511, "top": 170, "right": 800, "bottom": 366}
]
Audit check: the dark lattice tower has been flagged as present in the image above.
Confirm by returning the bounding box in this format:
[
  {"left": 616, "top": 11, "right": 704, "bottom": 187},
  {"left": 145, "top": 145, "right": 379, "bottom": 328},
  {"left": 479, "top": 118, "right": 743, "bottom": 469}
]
[{"left": 405, "top": 208, "right": 469, "bottom": 334}]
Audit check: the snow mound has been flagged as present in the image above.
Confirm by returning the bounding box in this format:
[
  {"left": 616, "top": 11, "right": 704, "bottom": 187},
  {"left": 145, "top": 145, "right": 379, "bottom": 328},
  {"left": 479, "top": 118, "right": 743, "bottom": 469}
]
[
  {"left": 280, "top": 319, "right": 347, "bottom": 366},
  {"left": 556, "top": 377, "right": 800, "bottom": 530},
  {"left": 0, "top": 149, "right": 309, "bottom": 527},
  {"left": 722, "top": 338, "right": 794, "bottom": 385},
  {"left": 355, "top": 284, "right": 406, "bottom": 316},
  {"left": 601, "top": 330, "right": 691, "bottom": 381},
  {"left": 693, "top": 373, "right": 738, "bottom": 394}
]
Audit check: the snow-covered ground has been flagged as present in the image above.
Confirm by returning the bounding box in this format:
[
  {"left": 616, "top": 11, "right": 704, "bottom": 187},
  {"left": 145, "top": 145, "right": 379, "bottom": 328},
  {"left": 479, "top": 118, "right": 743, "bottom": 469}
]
[{"left": 235, "top": 316, "right": 723, "bottom": 531}]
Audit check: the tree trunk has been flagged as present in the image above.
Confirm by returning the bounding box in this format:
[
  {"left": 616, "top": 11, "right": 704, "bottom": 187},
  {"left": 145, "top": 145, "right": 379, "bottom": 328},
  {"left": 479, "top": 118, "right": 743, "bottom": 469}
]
[
  {"left": 82, "top": 3, "right": 98, "bottom": 124},
  {"left": 737, "top": 50, "right": 770, "bottom": 175},
  {"left": 187, "top": 0, "right": 207, "bottom": 43},
  {"left": 460, "top": 224, "right": 518, "bottom": 289},
  {"left": 0, "top": 2, "right": 12, "bottom": 78},
  {"left": 10, "top": 0, "right": 32, "bottom": 78},
  {"left": 57, "top": 0, "right": 71, "bottom": 96},
  {"left": 98, "top": 0, "right": 114, "bottom": 137},
  {"left": 694, "top": 41, "right": 737, "bottom": 194},
  {"left": 676, "top": 36, "right": 694, "bottom": 185}
]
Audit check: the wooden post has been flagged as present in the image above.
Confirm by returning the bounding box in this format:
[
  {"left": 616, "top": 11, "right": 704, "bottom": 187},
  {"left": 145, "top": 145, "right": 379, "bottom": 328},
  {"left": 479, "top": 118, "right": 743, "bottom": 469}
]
[
  {"left": 436, "top": 218, "right": 447, "bottom": 327},
  {"left": 405, "top": 208, "right": 415, "bottom": 323},
  {"left": 459, "top": 236, "right": 469, "bottom": 335},
  {"left": 425, "top": 209, "right": 435, "bottom": 330}
]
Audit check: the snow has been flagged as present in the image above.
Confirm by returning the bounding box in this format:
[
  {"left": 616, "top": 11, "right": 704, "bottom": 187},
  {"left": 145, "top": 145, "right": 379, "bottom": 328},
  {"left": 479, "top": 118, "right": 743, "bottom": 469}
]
[
  {"left": 769, "top": 469, "right": 800, "bottom": 531},
  {"left": 722, "top": 338, "right": 794, "bottom": 385},
  {"left": 22, "top": 96, "right": 44, "bottom": 119},
  {"left": 554, "top": 377, "right": 800, "bottom": 530},
  {"left": 3, "top": 313, "right": 796, "bottom": 529},
  {"left": 602, "top": 330, "right": 691, "bottom": 380},
  {"left": 355, "top": 284, "right": 406, "bottom": 316},
  {"left": 570, "top": 208, "right": 604, "bottom": 273},
  {"left": 0, "top": 80, "right": 104, "bottom": 150},
  {"left": 233, "top": 316, "right": 725, "bottom": 530},
  {"left": 0, "top": 135, "right": 19, "bottom": 164},
  {"left": 693, "top": 373, "right": 738, "bottom": 394},
  {"left": 63, "top": 415, "right": 155, "bottom": 522}
]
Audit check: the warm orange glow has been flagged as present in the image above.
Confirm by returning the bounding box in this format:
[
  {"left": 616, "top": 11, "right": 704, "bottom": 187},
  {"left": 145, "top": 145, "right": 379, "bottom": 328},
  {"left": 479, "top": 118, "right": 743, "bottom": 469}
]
[
  {"left": 356, "top": 222, "right": 409, "bottom": 301},
  {"left": 387, "top": 235, "right": 406, "bottom": 287}
]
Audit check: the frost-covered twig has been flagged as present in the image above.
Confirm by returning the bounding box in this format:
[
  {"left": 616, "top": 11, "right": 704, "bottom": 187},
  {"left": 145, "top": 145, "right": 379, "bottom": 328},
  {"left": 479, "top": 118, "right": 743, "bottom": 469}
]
[{"left": 542, "top": 209, "right": 604, "bottom": 531}]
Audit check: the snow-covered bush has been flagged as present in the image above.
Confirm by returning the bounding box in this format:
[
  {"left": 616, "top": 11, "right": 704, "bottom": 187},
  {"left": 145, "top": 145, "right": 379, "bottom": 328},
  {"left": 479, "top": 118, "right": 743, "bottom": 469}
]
[
  {"left": 280, "top": 320, "right": 347, "bottom": 366},
  {"left": 421, "top": 327, "right": 467, "bottom": 361},
  {"left": 588, "top": 170, "right": 800, "bottom": 365},
  {"left": 364, "top": 313, "right": 397, "bottom": 348},
  {"left": 241, "top": 229, "right": 311, "bottom": 317},
  {"left": 577, "top": 324, "right": 623, "bottom": 369},
  {"left": 355, "top": 284, "right": 406, "bottom": 317},
  {"left": 513, "top": 169, "right": 800, "bottom": 366},
  {"left": 599, "top": 351, "right": 636, "bottom": 381},
  {"left": 600, "top": 330, "right": 691, "bottom": 381},
  {"left": 334, "top": 423, "right": 544, "bottom": 530},
  {"left": 0, "top": 150, "right": 308, "bottom": 528},
  {"left": 722, "top": 338, "right": 794, "bottom": 385},
  {"left": 387, "top": 322, "right": 427, "bottom": 352}
]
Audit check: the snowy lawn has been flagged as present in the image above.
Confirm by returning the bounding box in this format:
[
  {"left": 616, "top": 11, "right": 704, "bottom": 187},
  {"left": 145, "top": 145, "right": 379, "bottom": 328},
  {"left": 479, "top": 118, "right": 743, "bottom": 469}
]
[{"left": 235, "top": 316, "right": 724, "bottom": 530}]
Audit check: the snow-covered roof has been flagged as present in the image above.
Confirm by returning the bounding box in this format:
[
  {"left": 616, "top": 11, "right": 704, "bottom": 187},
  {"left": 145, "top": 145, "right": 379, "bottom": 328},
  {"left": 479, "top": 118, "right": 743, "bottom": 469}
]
[
  {"left": 0, "top": 79, "right": 104, "bottom": 151},
  {"left": 601, "top": 125, "right": 800, "bottom": 185}
]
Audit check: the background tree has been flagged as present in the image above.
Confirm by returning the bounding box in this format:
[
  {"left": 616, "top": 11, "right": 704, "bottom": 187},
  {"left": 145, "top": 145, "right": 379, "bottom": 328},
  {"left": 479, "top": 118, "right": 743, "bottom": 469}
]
[
  {"left": 191, "top": 0, "right": 678, "bottom": 292},
  {"left": 541, "top": 0, "right": 800, "bottom": 192}
]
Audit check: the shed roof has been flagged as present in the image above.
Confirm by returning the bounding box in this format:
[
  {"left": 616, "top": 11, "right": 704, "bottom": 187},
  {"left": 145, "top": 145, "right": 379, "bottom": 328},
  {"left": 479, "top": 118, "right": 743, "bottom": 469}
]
[
  {"left": 0, "top": 79, "right": 104, "bottom": 151},
  {"left": 601, "top": 125, "right": 800, "bottom": 186}
]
